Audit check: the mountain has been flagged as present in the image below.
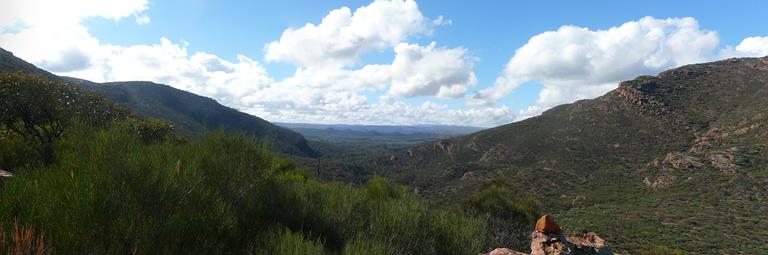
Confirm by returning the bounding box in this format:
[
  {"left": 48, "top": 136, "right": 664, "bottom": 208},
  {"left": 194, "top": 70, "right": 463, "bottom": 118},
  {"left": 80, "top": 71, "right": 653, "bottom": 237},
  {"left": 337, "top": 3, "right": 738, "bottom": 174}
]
[
  {"left": 0, "top": 48, "right": 315, "bottom": 157},
  {"left": 382, "top": 57, "right": 768, "bottom": 253}
]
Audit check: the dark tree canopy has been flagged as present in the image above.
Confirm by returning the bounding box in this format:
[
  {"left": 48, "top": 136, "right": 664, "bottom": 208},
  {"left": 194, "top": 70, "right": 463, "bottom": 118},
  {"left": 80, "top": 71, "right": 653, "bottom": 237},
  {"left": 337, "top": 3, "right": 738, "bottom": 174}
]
[{"left": 0, "top": 72, "right": 130, "bottom": 145}]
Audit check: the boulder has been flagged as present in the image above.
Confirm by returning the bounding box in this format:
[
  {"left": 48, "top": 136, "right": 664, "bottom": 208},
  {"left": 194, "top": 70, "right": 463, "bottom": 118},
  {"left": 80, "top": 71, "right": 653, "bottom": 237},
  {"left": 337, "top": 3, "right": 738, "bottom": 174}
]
[
  {"left": 486, "top": 215, "right": 613, "bottom": 255},
  {"left": 535, "top": 215, "right": 561, "bottom": 234}
]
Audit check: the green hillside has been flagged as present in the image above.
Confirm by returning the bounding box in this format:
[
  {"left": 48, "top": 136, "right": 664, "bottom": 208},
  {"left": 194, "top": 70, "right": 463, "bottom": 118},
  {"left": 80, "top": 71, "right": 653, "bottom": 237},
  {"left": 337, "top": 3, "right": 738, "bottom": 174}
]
[
  {"left": 381, "top": 57, "right": 768, "bottom": 253},
  {"left": 0, "top": 48, "right": 315, "bottom": 157}
]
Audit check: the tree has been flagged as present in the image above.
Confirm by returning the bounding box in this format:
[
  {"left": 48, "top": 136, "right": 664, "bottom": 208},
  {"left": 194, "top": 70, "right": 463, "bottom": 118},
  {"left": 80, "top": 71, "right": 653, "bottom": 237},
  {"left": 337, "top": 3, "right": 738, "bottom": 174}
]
[{"left": 0, "top": 72, "right": 130, "bottom": 161}]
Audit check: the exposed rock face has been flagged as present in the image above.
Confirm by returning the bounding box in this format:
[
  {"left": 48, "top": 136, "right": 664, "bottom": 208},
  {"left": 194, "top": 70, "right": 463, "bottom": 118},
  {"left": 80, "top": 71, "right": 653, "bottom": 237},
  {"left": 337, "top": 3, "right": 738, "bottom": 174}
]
[{"left": 486, "top": 215, "right": 613, "bottom": 255}]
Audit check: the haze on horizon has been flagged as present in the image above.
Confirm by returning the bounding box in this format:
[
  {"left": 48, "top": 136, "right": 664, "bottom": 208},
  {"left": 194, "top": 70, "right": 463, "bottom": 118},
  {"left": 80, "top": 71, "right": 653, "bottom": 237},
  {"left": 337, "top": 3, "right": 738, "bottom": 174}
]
[{"left": 1, "top": 0, "right": 767, "bottom": 127}]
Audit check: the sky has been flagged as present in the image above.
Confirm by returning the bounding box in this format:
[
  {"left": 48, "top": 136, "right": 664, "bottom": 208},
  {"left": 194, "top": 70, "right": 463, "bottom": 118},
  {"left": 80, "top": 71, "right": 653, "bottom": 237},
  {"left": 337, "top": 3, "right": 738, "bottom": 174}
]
[{"left": 1, "top": 0, "right": 767, "bottom": 127}]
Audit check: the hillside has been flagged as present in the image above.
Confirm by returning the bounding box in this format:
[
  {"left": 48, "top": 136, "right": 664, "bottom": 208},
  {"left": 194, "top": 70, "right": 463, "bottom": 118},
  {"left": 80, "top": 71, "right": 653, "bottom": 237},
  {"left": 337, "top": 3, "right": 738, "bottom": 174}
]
[
  {"left": 382, "top": 57, "right": 768, "bottom": 253},
  {"left": 0, "top": 48, "right": 315, "bottom": 157}
]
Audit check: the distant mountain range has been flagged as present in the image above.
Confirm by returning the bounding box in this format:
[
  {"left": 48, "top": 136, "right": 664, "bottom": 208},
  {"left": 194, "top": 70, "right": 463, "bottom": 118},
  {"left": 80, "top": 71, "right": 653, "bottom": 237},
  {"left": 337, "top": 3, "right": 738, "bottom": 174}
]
[
  {"left": 277, "top": 122, "right": 482, "bottom": 149},
  {"left": 0, "top": 48, "right": 315, "bottom": 157},
  {"left": 382, "top": 56, "right": 768, "bottom": 253},
  {"left": 276, "top": 122, "right": 483, "bottom": 136}
]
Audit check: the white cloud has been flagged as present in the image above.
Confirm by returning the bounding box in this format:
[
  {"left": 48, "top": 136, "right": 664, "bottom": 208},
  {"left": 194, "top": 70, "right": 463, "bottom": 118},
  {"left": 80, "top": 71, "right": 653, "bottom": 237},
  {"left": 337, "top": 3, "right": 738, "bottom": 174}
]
[
  {"left": 0, "top": 0, "right": 149, "bottom": 72},
  {"left": 720, "top": 36, "right": 768, "bottom": 58},
  {"left": 469, "top": 17, "right": 720, "bottom": 120},
  {"left": 262, "top": 0, "right": 476, "bottom": 100},
  {"left": 0, "top": 0, "right": 148, "bottom": 27},
  {"left": 247, "top": 95, "right": 515, "bottom": 127},
  {"left": 264, "top": 0, "right": 429, "bottom": 68},
  {"left": 387, "top": 42, "right": 477, "bottom": 99},
  {"left": 135, "top": 15, "right": 151, "bottom": 25}
]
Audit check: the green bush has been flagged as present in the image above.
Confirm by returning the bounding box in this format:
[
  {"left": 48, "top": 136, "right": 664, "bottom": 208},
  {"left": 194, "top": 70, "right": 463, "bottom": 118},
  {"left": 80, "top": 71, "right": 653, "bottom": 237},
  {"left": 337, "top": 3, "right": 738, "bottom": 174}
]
[
  {"left": 462, "top": 183, "right": 541, "bottom": 251},
  {"left": 0, "top": 127, "right": 39, "bottom": 171},
  {"left": 0, "top": 124, "right": 488, "bottom": 254},
  {"left": 254, "top": 228, "right": 326, "bottom": 255},
  {"left": 0, "top": 72, "right": 130, "bottom": 162}
]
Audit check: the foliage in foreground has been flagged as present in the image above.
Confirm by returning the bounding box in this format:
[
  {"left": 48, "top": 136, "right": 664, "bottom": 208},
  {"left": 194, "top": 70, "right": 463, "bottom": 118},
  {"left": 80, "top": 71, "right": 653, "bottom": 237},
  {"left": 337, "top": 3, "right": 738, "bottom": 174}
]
[
  {"left": 461, "top": 182, "right": 541, "bottom": 251},
  {"left": 0, "top": 125, "right": 487, "bottom": 254},
  {"left": 0, "top": 72, "right": 130, "bottom": 163}
]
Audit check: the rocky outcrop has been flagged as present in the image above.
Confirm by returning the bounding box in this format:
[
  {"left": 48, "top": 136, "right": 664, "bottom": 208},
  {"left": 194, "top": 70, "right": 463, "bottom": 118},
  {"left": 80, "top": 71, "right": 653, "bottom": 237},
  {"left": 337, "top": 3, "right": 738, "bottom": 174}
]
[
  {"left": 489, "top": 248, "right": 528, "bottom": 255},
  {"left": 663, "top": 152, "right": 704, "bottom": 170},
  {"left": 616, "top": 77, "right": 668, "bottom": 116},
  {"left": 485, "top": 215, "right": 613, "bottom": 255}
]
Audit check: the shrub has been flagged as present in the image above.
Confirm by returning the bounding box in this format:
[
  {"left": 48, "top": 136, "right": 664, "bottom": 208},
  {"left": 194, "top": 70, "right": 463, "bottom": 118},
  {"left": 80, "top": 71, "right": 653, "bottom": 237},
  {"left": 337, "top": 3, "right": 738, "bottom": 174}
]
[
  {"left": 0, "top": 124, "right": 489, "bottom": 254},
  {"left": 0, "top": 72, "right": 130, "bottom": 163},
  {"left": 255, "top": 228, "right": 325, "bottom": 255},
  {"left": 633, "top": 245, "right": 685, "bottom": 255},
  {"left": 462, "top": 183, "right": 541, "bottom": 251}
]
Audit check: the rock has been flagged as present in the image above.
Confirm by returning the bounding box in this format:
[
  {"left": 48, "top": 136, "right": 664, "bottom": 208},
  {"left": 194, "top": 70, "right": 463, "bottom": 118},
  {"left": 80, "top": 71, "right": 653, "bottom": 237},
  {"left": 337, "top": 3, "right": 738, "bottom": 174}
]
[
  {"left": 461, "top": 171, "right": 475, "bottom": 180},
  {"left": 535, "top": 215, "right": 561, "bottom": 234},
  {"left": 485, "top": 215, "right": 613, "bottom": 255},
  {"left": 567, "top": 232, "right": 613, "bottom": 255},
  {"left": 708, "top": 153, "right": 740, "bottom": 174},
  {"left": 530, "top": 231, "right": 567, "bottom": 255},
  {"left": 0, "top": 169, "right": 11, "bottom": 178},
  {"left": 488, "top": 248, "right": 527, "bottom": 255},
  {"left": 663, "top": 152, "right": 704, "bottom": 170},
  {"left": 643, "top": 175, "right": 676, "bottom": 189}
]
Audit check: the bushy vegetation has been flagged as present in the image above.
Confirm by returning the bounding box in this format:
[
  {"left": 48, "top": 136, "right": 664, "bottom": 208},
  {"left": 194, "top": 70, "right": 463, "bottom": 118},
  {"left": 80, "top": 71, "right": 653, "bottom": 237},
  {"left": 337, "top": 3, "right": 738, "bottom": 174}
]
[
  {"left": 0, "top": 124, "right": 488, "bottom": 254},
  {"left": 632, "top": 245, "right": 685, "bottom": 255},
  {"left": 0, "top": 72, "right": 130, "bottom": 166},
  {"left": 461, "top": 182, "right": 540, "bottom": 251}
]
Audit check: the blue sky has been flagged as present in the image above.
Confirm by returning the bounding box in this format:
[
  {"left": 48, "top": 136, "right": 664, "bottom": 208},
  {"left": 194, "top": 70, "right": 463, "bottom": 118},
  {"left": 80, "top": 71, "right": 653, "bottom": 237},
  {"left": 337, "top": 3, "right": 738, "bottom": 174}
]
[{"left": 2, "top": 0, "right": 768, "bottom": 126}]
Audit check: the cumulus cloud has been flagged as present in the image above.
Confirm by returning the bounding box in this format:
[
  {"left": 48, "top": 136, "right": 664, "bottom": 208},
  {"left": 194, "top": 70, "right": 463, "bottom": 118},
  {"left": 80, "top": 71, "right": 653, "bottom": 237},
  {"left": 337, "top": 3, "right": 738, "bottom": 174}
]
[
  {"left": 387, "top": 42, "right": 477, "bottom": 99},
  {"left": 720, "top": 36, "right": 768, "bottom": 58},
  {"left": 264, "top": 0, "right": 476, "bottom": 100},
  {"left": 468, "top": 17, "right": 721, "bottom": 119},
  {"left": 0, "top": 0, "right": 149, "bottom": 72},
  {"left": 249, "top": 95, "right": 515, "bottom": 127},
  {"left": 264, "top": 0, "right": 429, "bottom": 68}
]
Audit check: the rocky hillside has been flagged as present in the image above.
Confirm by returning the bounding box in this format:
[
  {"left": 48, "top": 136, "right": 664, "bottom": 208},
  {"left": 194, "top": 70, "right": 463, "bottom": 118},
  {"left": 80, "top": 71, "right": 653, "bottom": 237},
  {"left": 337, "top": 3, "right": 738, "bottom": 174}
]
[
  {"left": 382, "top": 57, "right": 768, "bottom": 253},
  {"left": 0, "top": 48, "right": 315, "bottom": 157}
]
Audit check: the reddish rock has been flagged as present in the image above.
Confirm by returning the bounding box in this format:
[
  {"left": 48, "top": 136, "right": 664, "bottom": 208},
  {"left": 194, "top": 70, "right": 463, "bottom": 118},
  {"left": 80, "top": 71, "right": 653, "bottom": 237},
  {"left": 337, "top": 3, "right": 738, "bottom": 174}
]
[{"left": 535, "top": 215, "right": 561, "bottom": 234}]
